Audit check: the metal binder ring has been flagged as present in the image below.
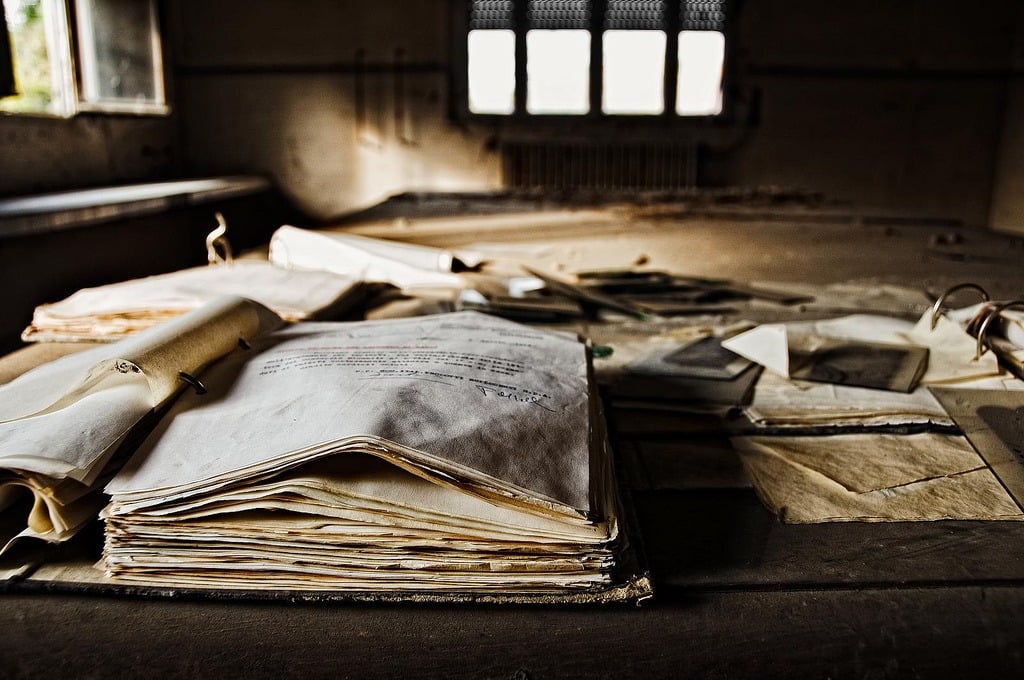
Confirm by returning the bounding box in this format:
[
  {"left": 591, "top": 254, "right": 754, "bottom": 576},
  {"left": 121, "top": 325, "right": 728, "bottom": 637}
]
[
  {"left": 178, "top": 371, "right": 208, "bottom": 395},
  {"left": 205, "top": 212, "right": 234, "bottom": 266},
  {"left": 929, "top": 282, "right": 990, "bottom": 330},
  {"left": 975, "top": 299, "right": 1024, "bottom": 360}
]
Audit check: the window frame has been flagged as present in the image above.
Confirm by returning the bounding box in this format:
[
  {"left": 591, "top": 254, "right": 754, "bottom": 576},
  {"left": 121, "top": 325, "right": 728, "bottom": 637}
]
[
  {"left": 73, "top": 0, "right": 168, "bottom": 115},
  {"left": 451, "top": 0, "right": 741, "bottom": 129},
  {"left": 0, "top": 0, "right": 169, "bottom": 118},
  {"left": 0, "top": 1, "right": 16, "bottom": 97}
]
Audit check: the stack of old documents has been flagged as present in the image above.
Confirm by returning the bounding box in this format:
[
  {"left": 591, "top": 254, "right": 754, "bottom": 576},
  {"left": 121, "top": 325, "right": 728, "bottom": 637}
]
[
  {"left": 22, "top": 261, "right": 360, "bottom": 342},
  {"left": 0, "top": 297, "right": 282, "bottom": 552},
  {"left": 102, "top": 312, "right": 648, "bottom": 600}
]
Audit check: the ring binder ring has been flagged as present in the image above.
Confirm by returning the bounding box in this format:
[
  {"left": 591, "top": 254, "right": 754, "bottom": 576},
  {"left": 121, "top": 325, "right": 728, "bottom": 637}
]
[
  {"left": 975, "top": 300, "right": 1024, "bottom": 360},
  {"left": 178, "top": 371, "right": 208, "bottom": 395},
  {"left": 205, "top": 212, "right": 234, "bottom": 266},
  {"left": 930, "top": 283, "right": 990, "bottom": 330}
]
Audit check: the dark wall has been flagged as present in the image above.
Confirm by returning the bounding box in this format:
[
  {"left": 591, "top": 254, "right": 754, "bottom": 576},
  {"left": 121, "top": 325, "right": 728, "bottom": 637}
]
[
  {"left": 0, "top": 110, "right": 178, "bottom": 197},
  {"left": 166, "top": 0, "right": 1023, "bottom": 226},
  {"left": 716, "top": 0, "right": 1021, "bottom": 227},
  {"left": 169, "top": 0, "right": 497, "bottom": 220},
  {"left": 989, "top": 5, "right": 1024, "bottom": 235},
  {"left": 4, "top": 1, "right": 1019, "bottom": 228}
]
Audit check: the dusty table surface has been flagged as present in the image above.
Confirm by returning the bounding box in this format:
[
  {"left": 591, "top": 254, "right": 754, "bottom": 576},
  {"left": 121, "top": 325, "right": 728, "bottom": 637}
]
[{"left": 5, "top": 202, "right": 1024, "bottom": 678}]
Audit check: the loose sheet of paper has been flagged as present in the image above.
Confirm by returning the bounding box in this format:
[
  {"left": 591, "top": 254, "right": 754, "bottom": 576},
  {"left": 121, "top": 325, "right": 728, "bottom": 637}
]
[
  {"left": 269, "top": 225, "right": 477, "bottom": 292},
  {"left": 906, "top": 311, "right": 1001, "bottom": 384},
  {"left": 742, "top": 371, "right": 954, "bottom": 428},
  {"left": 733, "top": 433, "right": 1023, "bottom": 522}
]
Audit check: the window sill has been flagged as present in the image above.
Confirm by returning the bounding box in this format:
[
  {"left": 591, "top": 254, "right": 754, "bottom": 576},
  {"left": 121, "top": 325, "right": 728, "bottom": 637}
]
[
  {"left": 0, "top": 103, "right": 170, "bottom": 119},
  {"left": 0, "top": 107, "right": 74, "bottom": 120},
  {"left": 75, "top": 101, "right": 170, "bottom": 116},
  {"left": 0, "top": 176, "right": 272, "bottom": 239}
]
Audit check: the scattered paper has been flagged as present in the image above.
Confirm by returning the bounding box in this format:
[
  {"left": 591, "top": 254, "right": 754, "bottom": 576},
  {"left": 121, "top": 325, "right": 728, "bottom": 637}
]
[
  {"left": 722, "top": 315, "right": 928, "bottom": 392},
  {"left": 733, "top": 432, "right": 1023, "bottom": 522},
  {"left": 269, "top": 225, "right": 480, "bottom": 292},
  {"left": 22, "top": 261, "right": 356, "bottom": 342}
]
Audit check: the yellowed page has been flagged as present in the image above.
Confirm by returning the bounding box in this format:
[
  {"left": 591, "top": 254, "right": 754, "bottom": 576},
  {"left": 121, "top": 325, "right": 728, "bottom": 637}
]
[
  {"left": 733, "top": 433, "right": 1023, "bottom": 522},
  {"left": 0, "top": 297, "right": 282, "bottom": 553},
  {"left": 107, "top": 312, "right": 593, "bottom": 519}
]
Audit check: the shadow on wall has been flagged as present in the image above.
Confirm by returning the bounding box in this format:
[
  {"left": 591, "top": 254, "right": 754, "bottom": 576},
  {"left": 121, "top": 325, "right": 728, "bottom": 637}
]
[{"left": 179, "top": 69, "right": 501, "bottom": 221}]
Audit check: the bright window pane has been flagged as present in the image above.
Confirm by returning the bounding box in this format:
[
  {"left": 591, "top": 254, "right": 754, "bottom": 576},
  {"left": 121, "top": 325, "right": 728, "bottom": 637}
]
[
  {"left": 676, "top": 30, "right": 724, "bottom": 116},
  {"left": 467, "top": 29, "right": 515, "bottom": 114},
  {"left": 0, "top": 0, "right": 69, "bottom": 114},
  {"left": 602, "top": 30, "right": 665, "bottom": 115},
  {"left": 526, "top": 29, "right": 589, "bottom": 115}
]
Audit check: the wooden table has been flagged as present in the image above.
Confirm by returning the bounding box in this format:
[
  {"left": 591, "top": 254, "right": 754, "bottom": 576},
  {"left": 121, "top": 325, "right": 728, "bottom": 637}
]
[{"left": 4, "top": 198, "right": 1024, "bottom": 678}]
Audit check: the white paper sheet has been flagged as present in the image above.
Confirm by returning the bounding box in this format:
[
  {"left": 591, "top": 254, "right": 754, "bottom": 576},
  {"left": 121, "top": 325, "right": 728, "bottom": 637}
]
[
  {"left": 269, "top": 225, "right": 479, "bottom": 291},
  {"left": 108, "top": 312, "right": 593, "bottom": 515}
]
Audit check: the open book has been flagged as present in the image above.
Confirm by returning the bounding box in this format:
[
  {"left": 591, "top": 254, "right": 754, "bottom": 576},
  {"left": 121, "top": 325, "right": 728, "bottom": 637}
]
[
  {"left": 0, "top": 297, "right": 282, "bottom": 553},
  {"left": 101, "top": 312, "right": 649, "bottom": 601}
]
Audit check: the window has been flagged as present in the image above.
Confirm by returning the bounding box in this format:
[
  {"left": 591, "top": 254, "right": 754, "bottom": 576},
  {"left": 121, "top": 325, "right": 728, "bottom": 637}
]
[
  {"left": 463, "top": 0, "right": 729, "bottom": 118},
  {"left": 603, "top": 29, "right": 666, "bottom": 115},
  {"left": 467, "top": 28, "right": 515, "bottom": 114},
  {"left": 0, "top": 0, "right": 166, "bottom": 116},
  {"left": 0, "top": 8, "right": 12, "bottom": 98},
  {"left": 526, "top": 28, "right": 590, "bottom": 114}
]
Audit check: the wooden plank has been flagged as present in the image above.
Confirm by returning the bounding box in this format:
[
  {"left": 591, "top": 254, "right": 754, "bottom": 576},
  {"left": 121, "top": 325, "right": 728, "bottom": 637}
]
[
  {"left": 636, "top": 489, "right": 1024, "bottom": 589},
  {"left": 2, "top": 587, "right": 1023, "bottom": 677}
]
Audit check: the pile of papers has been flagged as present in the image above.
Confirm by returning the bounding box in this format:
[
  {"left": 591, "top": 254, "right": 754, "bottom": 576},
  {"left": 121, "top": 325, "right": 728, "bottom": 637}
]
[
  {"left": 22, "top": 227, "right": 484, "bottom": 343},
  {"left": 590, "top": 321, "right": 761, "bottom": 410},
  {"left": 725, "top": 307, "right": 1024, "bottom": 522},
  {"left": 22, "top": 261, "right": 360, "bottom": 342},
  {"left": 739, "top": 371, "right": 955, "bottom": 428},
  {"left": 723, "top": 313, "right": 1019, "bottom": 429},
  {"left": 101, "top": 312, "right": 648, "bottom": 599},
  {"left": 0, "top": 297, "right": 282, "bottom": 552}
]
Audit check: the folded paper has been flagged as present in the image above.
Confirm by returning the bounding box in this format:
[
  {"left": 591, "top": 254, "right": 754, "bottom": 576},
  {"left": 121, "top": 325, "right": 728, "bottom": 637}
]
[
  {"left": 733, "top": 433, "right": 1023, "bottom": 522},
  {"left": 269, "top": 225, "right": 482, "bottom": 292}
]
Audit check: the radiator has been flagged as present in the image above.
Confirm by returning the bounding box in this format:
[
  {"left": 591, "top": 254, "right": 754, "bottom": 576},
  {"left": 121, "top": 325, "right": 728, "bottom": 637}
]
[{"left": 500, "top": 141, "right": 698, "bottom": 191}]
